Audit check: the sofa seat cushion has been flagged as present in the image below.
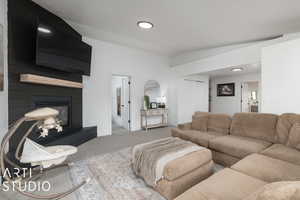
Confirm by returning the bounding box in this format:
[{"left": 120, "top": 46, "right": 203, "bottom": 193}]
[
  {"left": 212, "top": 150, "right": 240, "bottom": 167},
  {"left": 243, "top": 181, "right": 300, "bottom": 200},
  {"left": 171, "top": 128, "right": 224, "bottom": 147},
  {"left": 261, "top": 144, "right": 300, "bottom": 166},
  {"left": 175, "top": 168, "right": 267, "bottom": 200},
  {"left": 209, "top": 135, "right": 272, "bottom": 159},
  {"left": 232, "top": 154, "right": 300, "bottom": 182}
]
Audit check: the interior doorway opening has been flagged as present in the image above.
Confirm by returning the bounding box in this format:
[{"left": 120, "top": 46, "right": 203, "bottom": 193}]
[
  {"left": 241, "top": 81, "right": 260, "bottom": 113},
  {"left": 111, "top": 75, "right": 131, "bottom": 135}
]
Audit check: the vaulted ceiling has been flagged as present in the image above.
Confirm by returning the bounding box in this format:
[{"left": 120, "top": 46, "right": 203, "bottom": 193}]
[{"left": 33, "top": 0, "right": 300, "bottom": 56}]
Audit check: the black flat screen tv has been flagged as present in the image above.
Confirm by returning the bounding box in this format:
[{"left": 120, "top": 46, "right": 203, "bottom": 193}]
[{"left": 36, "top": 22, "right": 92, "bottom": 76}]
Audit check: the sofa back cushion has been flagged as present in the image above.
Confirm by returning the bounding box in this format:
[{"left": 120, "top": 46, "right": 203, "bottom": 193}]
[
  {"left": 276, "top": 113, "right": 300, "bottom": 144},
  {"left": 286, "top": 123, "right": 300, "bottom": 150},
  {"left": 207, "top": 114, "right": 231, "bottom": 135},
  {"left": 191, "top": 113, "right": 209, "bottom": 131},
  {"left": 230, "top": 113, "right": 278, "bottom": 143}
]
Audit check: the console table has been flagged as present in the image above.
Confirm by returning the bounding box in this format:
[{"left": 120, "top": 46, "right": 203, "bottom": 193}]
[{"left": 141, "top": 109, "right": 168, "bottom": 131}]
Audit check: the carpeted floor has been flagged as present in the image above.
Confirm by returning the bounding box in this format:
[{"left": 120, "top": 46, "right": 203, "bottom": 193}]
[
  {"left": 70, "top": 147, "right": 165, "bottom": 200},
  {"left": 112, "top": 122, "right": 129, "bottom": 135},
  {"left": 0, "top": 127, "right": 224, "bottom": 200},
  {"left": 0, "top": 127, "right": 172, "bottom": 200}
]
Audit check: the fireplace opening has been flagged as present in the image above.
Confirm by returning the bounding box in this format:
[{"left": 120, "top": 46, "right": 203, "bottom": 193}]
[{"left": 33, "top": 96, "right": 72, "bottom": 128}]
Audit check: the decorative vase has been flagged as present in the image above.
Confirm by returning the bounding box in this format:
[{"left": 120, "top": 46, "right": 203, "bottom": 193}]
[{"left": 144, "top": 95, "right": 150, "bottom": 110}]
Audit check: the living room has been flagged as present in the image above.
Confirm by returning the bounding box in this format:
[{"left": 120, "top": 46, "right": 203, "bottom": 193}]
[{"left": 0, "top": 0, "right": 300, "bottom": 200}]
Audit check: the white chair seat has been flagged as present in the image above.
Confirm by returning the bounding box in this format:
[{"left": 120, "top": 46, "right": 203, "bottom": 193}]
[{"left": 20, "top": 138, "right": 77, "bottom": 168}]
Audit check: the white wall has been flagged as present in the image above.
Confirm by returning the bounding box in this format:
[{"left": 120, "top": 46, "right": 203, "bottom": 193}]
[
  {"left": 210, "top": 73, "right": 261, "bottom": 116},
  {"left": 176, "top": 75, "right": 209, "bottom": 124},
  {"left": 262, "top": 38, "right": 300, "bottom": 114},
  {"left": 82, "top": 37, "right": 175, "bottom": 136},
  {"left": 0, "top": 0, "right": 8, "bottom": 139}
]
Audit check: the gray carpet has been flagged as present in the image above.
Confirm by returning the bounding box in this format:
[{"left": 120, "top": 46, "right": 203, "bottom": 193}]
[
  {"left": 111, "top": 122, "right": 129, "bottom": 135},
  {"left": 0, "top": 127, "right": 172, "bottom": 200},
  {"left": 0, "top": 127, "right": 224, "bottom": 200}
]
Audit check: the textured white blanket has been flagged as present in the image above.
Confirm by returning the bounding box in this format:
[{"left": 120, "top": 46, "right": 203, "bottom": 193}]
[{"left": 132, "top": 137, "right": 205, "bottom": 187}]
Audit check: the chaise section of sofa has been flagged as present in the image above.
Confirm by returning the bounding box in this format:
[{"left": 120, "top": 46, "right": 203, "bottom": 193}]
[
  {"left": 209, "top": 113, "right": 277, "bottom": 166},
  {"left": 171, "top": 112, "right": 231, "bottom": 148},
  {"left": 231, "top": 154, "right": 300, "bottom": 183},
  {"left": 175, "top": 168, "right": 267, "bottom": 200}
]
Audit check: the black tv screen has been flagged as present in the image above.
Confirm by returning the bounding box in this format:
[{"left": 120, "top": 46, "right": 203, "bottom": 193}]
[{"left": 36, "top": 23, "right": 92, "bottom": 76}]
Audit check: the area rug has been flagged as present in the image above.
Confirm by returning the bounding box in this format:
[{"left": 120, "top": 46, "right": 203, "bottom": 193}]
[{"left": 69, "top": 147, "right": 165, "bottom": 200}]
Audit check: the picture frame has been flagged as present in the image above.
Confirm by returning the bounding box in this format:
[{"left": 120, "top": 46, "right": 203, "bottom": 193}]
[{"left": 217, "top": 83, "right": 235, "bottom": 97}]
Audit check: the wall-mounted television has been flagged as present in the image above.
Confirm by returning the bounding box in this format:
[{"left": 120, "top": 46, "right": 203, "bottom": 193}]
[{"left": 36, "top": 22, "right": 92, "bottom": 76}]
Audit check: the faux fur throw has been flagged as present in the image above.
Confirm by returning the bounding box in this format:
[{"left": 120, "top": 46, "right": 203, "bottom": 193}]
[
  {"left": 244, "top": 181, "right": 300, "bottom": 200},
  {"left": 132, "top": 137, "right": 204, "bottom": 187}
]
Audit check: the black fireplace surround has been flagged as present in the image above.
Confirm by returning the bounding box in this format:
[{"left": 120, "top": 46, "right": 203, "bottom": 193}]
[{"left": 7, "top": 0, "right": 97, "bottom": 154}]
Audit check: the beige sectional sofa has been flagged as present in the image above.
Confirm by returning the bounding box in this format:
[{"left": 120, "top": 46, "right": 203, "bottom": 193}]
[{"left": 171, "top": 112, "right": 300, "bottom": 200}]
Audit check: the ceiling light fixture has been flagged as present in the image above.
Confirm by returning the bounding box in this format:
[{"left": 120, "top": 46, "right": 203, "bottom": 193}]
[
  {"left": 137, "top": 21, "right": 153, "bottom": 29},
  {"left": 231, "top": 67, "right": 244, "bottom": 72},
  {"left": 38, "top": 27, "right": 51, "bottom": 34}
]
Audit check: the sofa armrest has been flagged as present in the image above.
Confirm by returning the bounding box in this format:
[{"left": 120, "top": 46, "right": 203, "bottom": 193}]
[{"left": 178, "top": 122, "right": 192, "bottom": 130}]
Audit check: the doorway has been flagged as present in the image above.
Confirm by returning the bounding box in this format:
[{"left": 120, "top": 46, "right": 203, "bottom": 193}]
[
  {"left": 111, "top": 75, "right": 131, "bottom": 135},
  {"left": 241, "top": 81, "right": 260, "bottom": 113}
]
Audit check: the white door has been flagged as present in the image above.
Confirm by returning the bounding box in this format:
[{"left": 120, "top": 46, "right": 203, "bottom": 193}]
[
  {"left": 121, "top": 77, "right": 131, "bottom": 130},
  {"left": 241, "top": 83, "right": 250, "bottom": 112},
  {"left": 241, "top": 81, "right": 260, "bottom": 113}
]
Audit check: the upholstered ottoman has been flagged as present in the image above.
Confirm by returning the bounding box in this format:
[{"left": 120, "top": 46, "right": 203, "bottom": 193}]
[{"left": 132, "top": 137, "right": 214, "bottom": 200}]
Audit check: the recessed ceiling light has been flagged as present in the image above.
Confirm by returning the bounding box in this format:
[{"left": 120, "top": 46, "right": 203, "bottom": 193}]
[
  {"left": 231, "top": 67, "right": 244, "bottom": 72},
  {"left": 38, "top": 27, "right": 51, "bottom": 34},
  {"left": 137, "top": 21, "right": 153, "bottom": 29}
]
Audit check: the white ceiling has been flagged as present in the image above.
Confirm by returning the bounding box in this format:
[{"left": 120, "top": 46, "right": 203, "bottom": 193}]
[
  {"left": 200, "top": 63, "right": 261, "bottom": 78},
  {"left": 33, "top": 0, "right": 300, "bottom": 56}
]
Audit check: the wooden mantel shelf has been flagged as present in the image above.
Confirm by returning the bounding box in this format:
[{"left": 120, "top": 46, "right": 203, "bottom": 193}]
[{"left": 20, "top": 74, "right": 83, "bottom": 89}]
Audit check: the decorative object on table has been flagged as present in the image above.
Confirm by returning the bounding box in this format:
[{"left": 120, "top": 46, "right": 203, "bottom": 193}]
[
  {"left": 158, "top": 103, "right": 166, "bottom": 108},
  {"left": 0, "top": 107, "right": 89, "bottom": 199},
  {"left": 157, "top": 96, "right": 167, "bottom": 109},
  {"left": 141, "top": 108, "right": 168, "bottom": 131},
  {"left": 0, "top": 25, "right": 4, "bottom": 91},
  {"left": 144, "top": 95, "right": 150, "bottom": 110},
  {"left": 217, "top": 82, "right": 235, "bottom": 96},
  {"left": 150, "top": 102, "right": 158, "bottom": 109},
  {"left": 117, "top": 87, "right": 121, "bottom": 116}
]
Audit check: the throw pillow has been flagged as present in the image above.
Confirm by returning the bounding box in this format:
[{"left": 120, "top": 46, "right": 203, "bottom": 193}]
[{"left": 287, "top": 123, "right": 300, "bottom": 150}]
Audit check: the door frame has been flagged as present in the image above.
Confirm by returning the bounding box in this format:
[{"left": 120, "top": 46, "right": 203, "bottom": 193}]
[
  {"left": 111, "top": 74, "right": 132, "bottom": 132},
  {"left": 240, "top": 81, "right": 260, "bottom": 113}
]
